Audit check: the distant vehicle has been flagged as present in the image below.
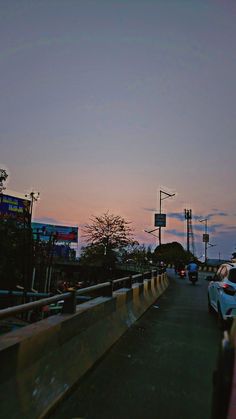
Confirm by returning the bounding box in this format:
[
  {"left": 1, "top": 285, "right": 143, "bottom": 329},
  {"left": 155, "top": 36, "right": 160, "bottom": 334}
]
[
  {"left": 178, "top": 269, "right": 186, "bottom": 279},
  {"left": 207, "top": 262, "right": 236, "bottom": 328},
  {"left": 158, "top": 261, "right": 166, "bottom": 274},
  {"left": 187, "top": 260, "right": 198, "bottom": 285},
  {"left": 188, "top": 271, "right": 198, "bottom": 285}
]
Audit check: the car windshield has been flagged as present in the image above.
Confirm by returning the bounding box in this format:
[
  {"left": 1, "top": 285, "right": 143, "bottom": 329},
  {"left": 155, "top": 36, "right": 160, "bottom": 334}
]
[{"left": 228, "top": 269, "right": 236, "bottom": 283}]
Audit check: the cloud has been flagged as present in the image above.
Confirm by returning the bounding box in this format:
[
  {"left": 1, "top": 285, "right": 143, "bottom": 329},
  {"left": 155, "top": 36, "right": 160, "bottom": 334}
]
[
  {"left": 210, "top": 209, "right": 229, "bottom": 216},
  {"left": 192, "top": 211, "right": 229, "bottom": 222},
  {"left": 207, "top": 212, "right": 228, "bottom": 218},
  {"left": 167, "top": 212, "right": 185, "bottom": 221},
  {"left": 142, "top": 209, "right": 229, "bottom": 223},
  {"left": 222, "top": 225, "right": 236, "bottom": 231},
  {"left": 166, "top": 229, "right": 186, "bottom": 238},
  {"left": 192, "top": 224, "right": 204, "bottom": 232},
  {"left": 33, "top": 216, "right": 78, "bottom": 226},
  {"left": 166, "top": 211, "right": 228, "bottom": 222},
  {"left": 193, "top": 221, "right": 232, "bottom": 235},
  {"left": 142, "top": 207, "right": 156, "bottom": 212},
  {"left": 209, "top": 223, "right": 226, "bottom": 233}
]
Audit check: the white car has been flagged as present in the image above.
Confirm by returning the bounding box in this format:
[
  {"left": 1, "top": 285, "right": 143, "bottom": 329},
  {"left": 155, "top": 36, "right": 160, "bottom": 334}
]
[{"left": 207, "top": 262, "right": 236, "bottom": 328}]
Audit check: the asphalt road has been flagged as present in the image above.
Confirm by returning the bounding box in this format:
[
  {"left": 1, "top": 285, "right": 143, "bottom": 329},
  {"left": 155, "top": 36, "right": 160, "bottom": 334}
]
[{"left": 49, "top": 270, "right": 222, "bottom": 419}]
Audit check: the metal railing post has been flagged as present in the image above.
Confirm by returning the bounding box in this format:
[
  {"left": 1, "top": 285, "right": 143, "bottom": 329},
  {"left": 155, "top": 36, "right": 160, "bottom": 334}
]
[
  {"left": 103, "top": 281, "right": 113, "bottom": 297},
  {"left": 62, "top": 290, "right": 77, "bottom": 314},
  {"left": 139, "top": 273, "right": 144, "bottom": 284},
  {"left": 126, "top": 275, "right": 132, "bottom": 288}
]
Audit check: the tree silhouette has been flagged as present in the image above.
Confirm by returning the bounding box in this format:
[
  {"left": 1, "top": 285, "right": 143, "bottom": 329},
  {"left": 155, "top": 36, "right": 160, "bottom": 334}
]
[
  {"left": 83, "top": 212, "right": 135, "bottom": 251},
  {"left": 82, "top": 212, "right": 136, "bottom": 274},
  {"left": 0, "top": 168, "right": 8, "bottom": 193}
]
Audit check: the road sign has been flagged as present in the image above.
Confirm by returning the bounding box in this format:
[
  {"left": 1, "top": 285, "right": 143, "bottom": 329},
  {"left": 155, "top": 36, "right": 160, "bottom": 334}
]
[
  {"left": 203, "top": 234, "right": 209, "bottom": 243},
  {"left": 154, "top": 213, "right": 166, "bottom": 227}
]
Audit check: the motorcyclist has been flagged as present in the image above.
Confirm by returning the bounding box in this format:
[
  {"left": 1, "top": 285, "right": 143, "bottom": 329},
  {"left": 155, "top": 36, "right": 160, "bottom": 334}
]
[
  {"left": 175, "top": 260, "right": 185, "bottom": 274},
  {"left": 187, "top": 260, "right": 198, "bottom": 281},
  {"left": 158, "top": 261, "right": 166, "bottom": 274}
]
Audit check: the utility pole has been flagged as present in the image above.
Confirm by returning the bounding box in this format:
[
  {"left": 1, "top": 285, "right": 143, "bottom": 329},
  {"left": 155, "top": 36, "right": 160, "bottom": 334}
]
[
  {"left": 184, "top": 209, "right": 192, "bottom": 253},
  {"left": 145, "top": 188, "right": 175, "bottom": 247},
  {"left": 199, "top": 218, "right": 209, "bottom": 264},
  {"left": 157, "top": 189, "right": 175, "bottom": 246},
  {"left": 24, "top": 191, "right": 40, "bottom": 290},
  {"left": 26, "top": 191, "right": 40, "bottom": 223}
]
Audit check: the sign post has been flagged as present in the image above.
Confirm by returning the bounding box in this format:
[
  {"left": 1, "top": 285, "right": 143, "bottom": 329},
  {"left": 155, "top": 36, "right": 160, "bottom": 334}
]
[{"left": 158, "top": 189, "right": 175, "bottom": 246}]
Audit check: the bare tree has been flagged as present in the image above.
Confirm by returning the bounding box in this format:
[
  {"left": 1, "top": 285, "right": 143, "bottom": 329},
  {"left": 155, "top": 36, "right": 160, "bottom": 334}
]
[
  {"left": 0, "top": 168, "right": 8, "bottom": 193},
  {"left": 83, "top": 212, "right": 136, "bottom": 252}
]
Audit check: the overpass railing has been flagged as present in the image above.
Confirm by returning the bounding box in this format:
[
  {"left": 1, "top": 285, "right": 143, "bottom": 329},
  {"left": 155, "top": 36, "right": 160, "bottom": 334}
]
[{"left": 0, "top": 270, "right": 155, "bottom": 322}]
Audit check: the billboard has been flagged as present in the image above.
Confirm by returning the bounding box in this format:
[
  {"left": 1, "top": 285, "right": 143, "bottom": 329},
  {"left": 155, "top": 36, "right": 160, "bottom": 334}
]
[
  {"left": 0, "top": 193, "right": 31, "bottom": 223},
  {"left": 32, "top": 222, "right": 78, "bottom": 243}
]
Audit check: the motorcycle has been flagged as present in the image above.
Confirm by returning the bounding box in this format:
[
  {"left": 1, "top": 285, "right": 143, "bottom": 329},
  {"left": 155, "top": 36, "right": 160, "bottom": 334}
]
[
  {"left": 188, "top": 271, "right": 198, "bottom": 285},
  {"left": 178, "top": 269, "right": 186, "bottom": 279}
]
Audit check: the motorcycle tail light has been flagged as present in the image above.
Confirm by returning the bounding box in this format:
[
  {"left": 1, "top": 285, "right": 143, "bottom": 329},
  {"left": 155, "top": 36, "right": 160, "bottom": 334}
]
[{"left": 221, "top": 283, "right": 236, "bottom": 296}]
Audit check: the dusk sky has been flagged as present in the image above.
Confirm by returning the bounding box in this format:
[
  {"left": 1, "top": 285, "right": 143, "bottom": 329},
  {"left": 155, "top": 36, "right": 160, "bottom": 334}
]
[{"left": 1, "top": 0, "right": 236, "bottom": 260}]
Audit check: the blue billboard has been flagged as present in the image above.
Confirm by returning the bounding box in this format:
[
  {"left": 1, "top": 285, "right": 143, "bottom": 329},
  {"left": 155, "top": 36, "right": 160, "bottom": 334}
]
[
  {"left": 0, "top": 194, "right": 31, "bottom": 223},
  {"left": 32, "top": 222, "right": 78, "bottom": 243}
]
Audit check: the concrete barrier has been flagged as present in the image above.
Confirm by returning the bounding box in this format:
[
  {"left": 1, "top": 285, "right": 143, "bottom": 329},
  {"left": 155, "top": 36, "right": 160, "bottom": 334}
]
[{"left": 0, "top": 272, "right": 169, "bottom": 419}]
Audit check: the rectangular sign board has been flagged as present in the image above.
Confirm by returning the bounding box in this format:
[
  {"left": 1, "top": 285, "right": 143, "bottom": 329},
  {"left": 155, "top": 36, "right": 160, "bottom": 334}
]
[
  {"left": 32, "top": 222, "right": 78, "bottom": 243},
  {"left": 203, "top": 233, "right": 209, "bottom": 243},
  {"left": 0, "top": 193, "right": 31, "bottom": 223},
  {"left": 154, "top": 213, "right": 166, "bottom": 227}
]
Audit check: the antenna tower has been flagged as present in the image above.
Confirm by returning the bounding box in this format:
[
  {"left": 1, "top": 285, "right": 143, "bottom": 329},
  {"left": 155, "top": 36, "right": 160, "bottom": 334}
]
[{"left": 184, "top": 209, "right": 195, "bottom": 256}]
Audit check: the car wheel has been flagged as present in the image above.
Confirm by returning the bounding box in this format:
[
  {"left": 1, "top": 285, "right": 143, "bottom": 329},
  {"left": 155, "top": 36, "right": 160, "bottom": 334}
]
[{"left": 208, "top": 295, "right": 214, "bottom": 314}]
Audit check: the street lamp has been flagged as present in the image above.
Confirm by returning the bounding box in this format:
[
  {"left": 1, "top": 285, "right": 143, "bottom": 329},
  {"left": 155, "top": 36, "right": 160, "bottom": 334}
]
[
  {"left": 25, "top": 191, "right": 40, "bottom": 222},
  {"left": 144, "top": 228, "right": 159, "bottom": 239},
  {"left": 145, "top": 188, "right": 175, "bottom": 246},
  {"left": 199, "top": 218, "right": 209, "bottom": 264},
  {"left": 158, "top": 189, "right": 175, "bottom": 246}
]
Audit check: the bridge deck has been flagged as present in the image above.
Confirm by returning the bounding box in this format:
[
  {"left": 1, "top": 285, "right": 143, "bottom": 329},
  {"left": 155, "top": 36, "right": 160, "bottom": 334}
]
[{"left": 49, "top": 270, "right": 221, "bottom": 419}]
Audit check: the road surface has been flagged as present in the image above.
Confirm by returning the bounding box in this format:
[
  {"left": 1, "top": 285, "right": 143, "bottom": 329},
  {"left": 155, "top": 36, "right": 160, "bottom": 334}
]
[{"left": 49, "top": 269, "right": 222, "bottom": 419}]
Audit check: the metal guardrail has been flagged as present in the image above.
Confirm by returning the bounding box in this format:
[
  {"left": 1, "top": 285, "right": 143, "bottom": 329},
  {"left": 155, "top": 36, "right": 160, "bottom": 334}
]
[
  {"left": 0, "top": 270, "right": 157, "bottom": 321},
  {"left": 0, "top": 290, "right": 51, "bottom": 297}
]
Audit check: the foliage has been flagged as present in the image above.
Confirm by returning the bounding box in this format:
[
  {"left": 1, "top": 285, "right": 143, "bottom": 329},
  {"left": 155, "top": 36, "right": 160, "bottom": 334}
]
[
  {"left": 83, "top": 212, "right": 136, "bottom": 250},
  {"left": 0, "top": 219, "right": 33, "bottom": 289},
  {"left": 153, "top": 241, "right": 194, "bottom": 265},
  {"left": 81, "top": 212, "right": 137, "bottom": 273},
  {"left": 0, "top": 168, "right": 8, "bottom": 193},
  {"left": 79, "top": 244, "right": 109, "bottom": 267},
  {"left": 121, "top": 244, "right": 152, "bottom": 265}
]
